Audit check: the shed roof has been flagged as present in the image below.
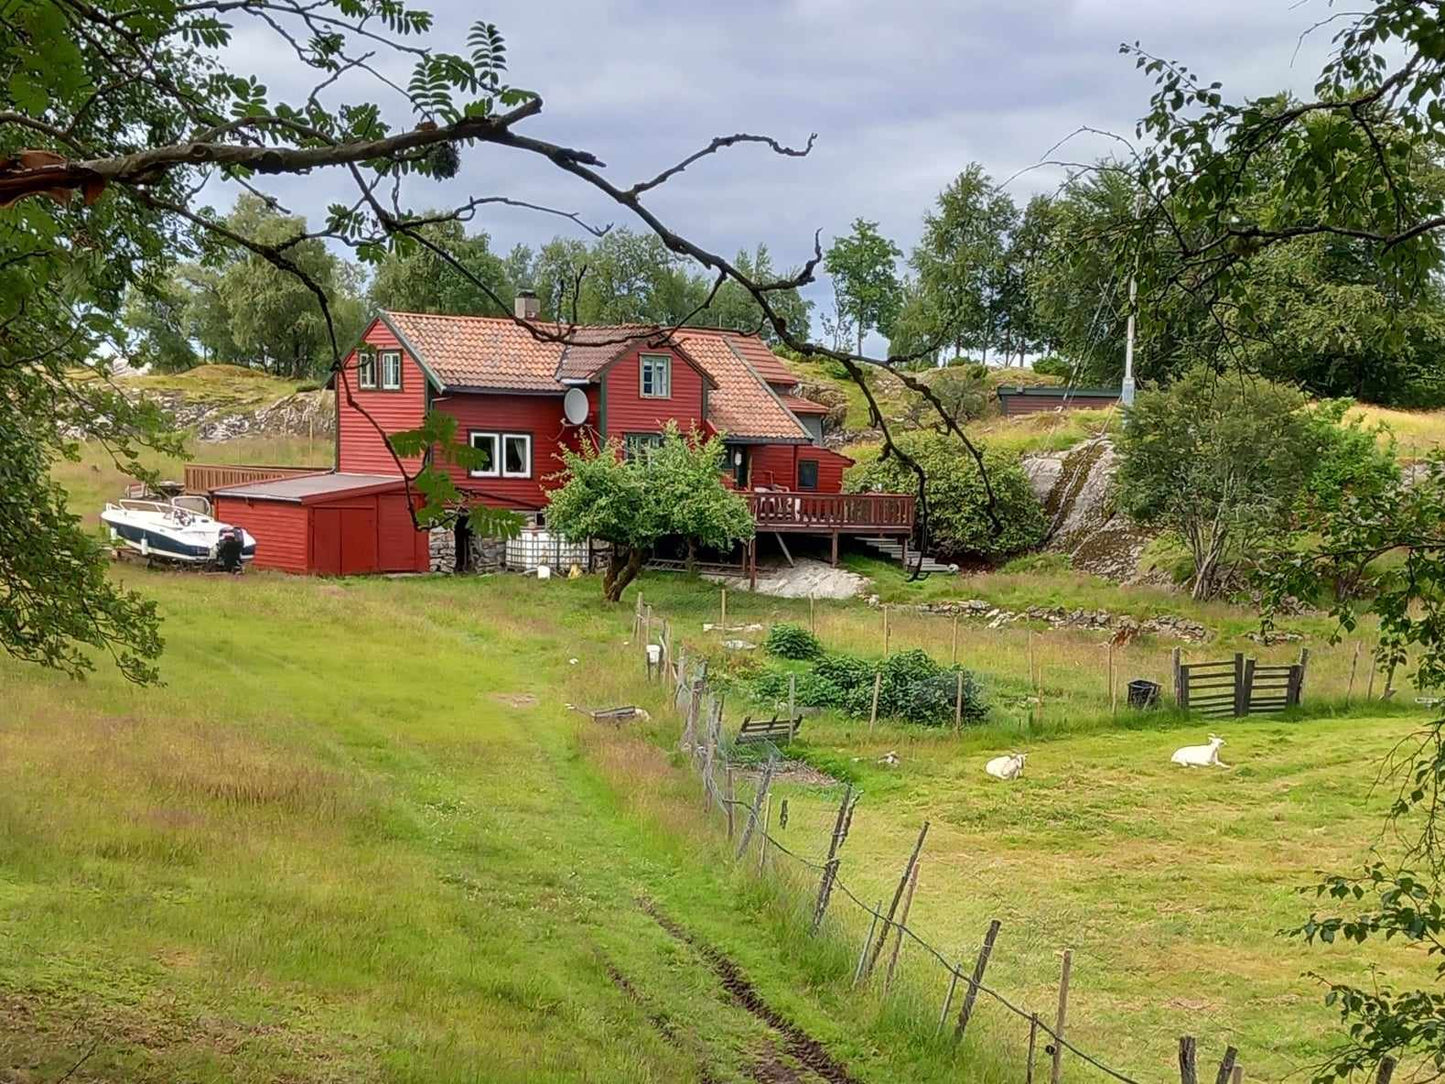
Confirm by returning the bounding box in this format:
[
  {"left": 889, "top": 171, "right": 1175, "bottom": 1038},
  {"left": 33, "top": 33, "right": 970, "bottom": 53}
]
[
  {"left": 213, "top": 472, "right": 406, "bottom": 504},
  {"left": 995, "top": 385, "right": 1121, "bottom": 399}
]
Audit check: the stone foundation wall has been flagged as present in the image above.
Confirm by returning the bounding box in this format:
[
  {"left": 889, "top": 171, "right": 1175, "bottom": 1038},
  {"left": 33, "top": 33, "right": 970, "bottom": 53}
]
[{"left": 427, "top": 525, "right": 524, "bottom": 574}]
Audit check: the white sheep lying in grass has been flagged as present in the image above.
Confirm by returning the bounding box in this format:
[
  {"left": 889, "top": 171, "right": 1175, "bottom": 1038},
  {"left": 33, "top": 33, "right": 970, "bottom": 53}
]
[
  {"left": 985, "top": 752, "right": 1027, "bottom": 780},
  {"left": 1171, "top": 734, "right": 1229, "bottom": 769}
]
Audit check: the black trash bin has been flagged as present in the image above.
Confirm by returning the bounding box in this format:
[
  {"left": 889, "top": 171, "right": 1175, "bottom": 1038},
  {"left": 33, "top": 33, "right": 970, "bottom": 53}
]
[{"left": 1127, "top": 679, "right": 1161, "bottom": 709}]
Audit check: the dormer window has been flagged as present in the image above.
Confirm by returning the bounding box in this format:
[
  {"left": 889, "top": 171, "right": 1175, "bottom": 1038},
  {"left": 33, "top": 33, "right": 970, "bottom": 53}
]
[{"left": 640, "top": 354, "right": 671, "bottom": 399}]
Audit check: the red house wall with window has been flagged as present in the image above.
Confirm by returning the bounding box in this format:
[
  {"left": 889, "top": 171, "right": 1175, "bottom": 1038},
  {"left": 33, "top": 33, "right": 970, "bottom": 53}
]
[
  {"left": 601, "top": 347, "right": 708, "bottom": 440},
  {"left": 435, "top": 393, "right": 578, "bottom": 510},
  {"left": 337, "top": 320, "right": 427, "bottom": 475}
]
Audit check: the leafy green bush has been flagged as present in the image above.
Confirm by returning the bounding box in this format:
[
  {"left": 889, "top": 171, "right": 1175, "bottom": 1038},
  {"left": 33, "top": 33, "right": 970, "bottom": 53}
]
[
  {"left": 847, "top": 433, "right": 1046, "bottom": 562},
  {"left": 763, "top": 622, "right": 823, "bottom": 660},
  {"left": 752, "top": 647, "right": 988, "bottom": 727},
  {"left": 1031, "top": 355, "right": 1072, "bottom": 379}
]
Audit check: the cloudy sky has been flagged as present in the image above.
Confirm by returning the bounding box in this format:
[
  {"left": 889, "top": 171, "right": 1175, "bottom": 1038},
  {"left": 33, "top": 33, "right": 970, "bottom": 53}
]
[{"left": 233, "top": 0, "right": 1343, "bottom": 313}]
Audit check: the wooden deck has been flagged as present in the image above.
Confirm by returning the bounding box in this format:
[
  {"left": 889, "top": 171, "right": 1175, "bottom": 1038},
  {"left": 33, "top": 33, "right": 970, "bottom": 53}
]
[
  {"left": 184, "top": 463, "right": 327, "bottom": 495},
  {"left": 745, "top": 492, "right": 914, "bottom": 534}
]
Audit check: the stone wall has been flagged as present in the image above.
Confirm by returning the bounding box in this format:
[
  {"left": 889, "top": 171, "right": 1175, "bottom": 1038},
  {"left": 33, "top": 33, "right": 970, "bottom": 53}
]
[{"left": 427, "top": 525, "right": 532, "bottom": 574}]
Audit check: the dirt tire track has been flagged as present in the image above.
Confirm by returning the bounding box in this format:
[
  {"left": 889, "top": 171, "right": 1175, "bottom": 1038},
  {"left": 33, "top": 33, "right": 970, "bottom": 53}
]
[{"left": 638, "top": 898, "right": 861, "bottom": 1084}]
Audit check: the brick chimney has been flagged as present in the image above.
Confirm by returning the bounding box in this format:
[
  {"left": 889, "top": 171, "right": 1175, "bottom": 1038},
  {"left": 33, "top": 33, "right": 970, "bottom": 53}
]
[{"left": 514, "top": 288, "right": 539, "bottom": 320}]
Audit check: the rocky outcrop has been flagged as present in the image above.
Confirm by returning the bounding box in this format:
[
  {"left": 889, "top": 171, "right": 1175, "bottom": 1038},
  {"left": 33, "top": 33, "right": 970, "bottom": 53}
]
[
  {"left": 911, "top": 598, "right": 1209, "bottom": 642},
  {"left": 1021, "top": 436, "right": 1154, "bottom": 582},
  {"left": 138, "top": 388, "right": 335, "bottom": 441}
]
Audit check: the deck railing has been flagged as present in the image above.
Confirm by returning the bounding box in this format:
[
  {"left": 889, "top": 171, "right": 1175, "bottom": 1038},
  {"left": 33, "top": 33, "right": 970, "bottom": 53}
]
[
  {"left": 745, "top": 491, "right": 915, "bottom": 532},
  {"left": 184, "top": 463, "right": 326, "bottom": 494}
]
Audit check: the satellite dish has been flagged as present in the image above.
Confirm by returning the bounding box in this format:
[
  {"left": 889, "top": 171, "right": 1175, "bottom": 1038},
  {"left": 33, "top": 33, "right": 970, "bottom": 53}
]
[{"left": 563, "top": 387, "right": 589, "bottom": 426}]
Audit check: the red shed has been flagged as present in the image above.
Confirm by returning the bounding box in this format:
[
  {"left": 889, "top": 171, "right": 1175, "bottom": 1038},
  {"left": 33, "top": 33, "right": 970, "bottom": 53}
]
[{"left": 212, "top": 473, "right": 429, "bottom": 575}]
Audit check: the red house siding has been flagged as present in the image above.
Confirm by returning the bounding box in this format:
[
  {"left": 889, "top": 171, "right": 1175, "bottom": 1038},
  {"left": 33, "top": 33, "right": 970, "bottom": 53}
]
[
  {"left": 213, "top": 497, "right": 308, "bottom": 574},
  {"left": 799, "top": 448, "right": 851, "bottom": 494},
  {"left": 337, "top": 320, "right": 428, "bottom": 475},
  {"left": 749, "top": 444, "right": 798, "bottom": 490},
  {"left": 436, "top": 392, "right": 576, "bottom": 510},
  {"left": 602, "top": 347, "right": 708, "bottom": 440}
]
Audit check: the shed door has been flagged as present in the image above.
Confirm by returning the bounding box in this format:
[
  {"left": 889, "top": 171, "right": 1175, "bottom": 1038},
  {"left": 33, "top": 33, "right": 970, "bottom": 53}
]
[
  {"left": 377, "top": 494, "right": 419, "bottom": 571},
  {"left": 312, "top": 505, "right": 379, "bottom": 575}
]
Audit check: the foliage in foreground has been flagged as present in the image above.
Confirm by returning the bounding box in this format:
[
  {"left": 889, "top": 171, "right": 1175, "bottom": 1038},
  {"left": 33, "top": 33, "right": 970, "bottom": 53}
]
[
  {"left": 847, "top": 433, "right": 1045, "bottom": 562},
  {"left": 763, "top": 622, "right": 825, "bottom": 661},
  {"left": 754, "top": 647, "right": 988, "bottom": 727}
]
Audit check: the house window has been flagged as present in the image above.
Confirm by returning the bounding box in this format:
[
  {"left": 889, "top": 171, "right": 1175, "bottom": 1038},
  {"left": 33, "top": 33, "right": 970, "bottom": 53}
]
[
  {"left": 624, "top": 432, "right": 663, "bottom": 461},
  {"left": 798, "top": 459, "right": 820, "bottom": 491},
  {"left": 357, "top": 351, "right": 376, "bottom": 389},
  {"left": 380, "top": 350, "right": 402, "bottom": 390},
  {"left": 502, "top": 433, "right": 532, "bottom": 478},
  {"left": 469, "top": 431, "right": 532, "bottom": 478},
  {"left": 640, "top": 354, "right": 671, "bottom": 398},
  {"left": 468, "top": 432, "right": 498, "bottom": 477}
]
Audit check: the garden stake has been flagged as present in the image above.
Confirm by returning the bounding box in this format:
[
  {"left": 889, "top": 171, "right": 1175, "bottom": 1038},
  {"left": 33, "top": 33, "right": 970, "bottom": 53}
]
[
  {"left": 1050, "top": 950, "right": 1071, "bottom": 1084},
  {"left": 868, "top": 670, "right": 882, "bottom": 732},
  {"left": 882, "top": 860, "right": 920, "bottom": 993},
  {"left": 1178, "top": 1036, "right": 1197, "bottom": 1084},
  {"left": 954, "top": 918, "right": 1001, "bottom": 1039},
  {"left": 1027, "top": 1014, "right": 1040, "bottom": 1084},
  {"left": 1213, "top": 1047, "right": 1238, "bottom": 1084},
  {"left": 866, "top": 820, "right": 929, "bottom": 978},
  {"left": 852, "top": 903, "right": 882, "bottom": 988}
]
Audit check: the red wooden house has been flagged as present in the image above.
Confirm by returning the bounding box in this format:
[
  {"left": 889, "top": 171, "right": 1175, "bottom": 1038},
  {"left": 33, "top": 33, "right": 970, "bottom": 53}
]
[{"left": 208, "top": 295, "right": 914, "bottom": 575}]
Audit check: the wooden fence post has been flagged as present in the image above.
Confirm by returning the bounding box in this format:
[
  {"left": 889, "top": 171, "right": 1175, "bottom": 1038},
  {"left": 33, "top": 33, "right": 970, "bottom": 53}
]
[
  {"left": 954, "top": 918, "right": 1002, "bottom": 1040},
  {"left": 865, "top": 821, "right": 929, "bottom": 978},
  {"left": 1232, "top": 652, "right": 1247, "bottom": 717},
  {"left": 1297, "top": 647, "right": 1310, "bottom": 699},
  {"left": 1346, "top": 641, "right": 1361, "bottom": 707},
  {"left": 811, "top": 785, "right": 853, "bottom": 934},
  {"left": 882, "top": 861, "right": 920, "bottom": 993},
  {"left": 788, "top": 672, "right": 796, "bottom": 728},
  {"left": 809, "top": 592, "right": 816, "bottom": 634},
  {"left": 1241, "top": 657, "right": 1256, "bottom": 716},
  {"left": 954, "top": 671, "right": 964, "bottom": 734},
  {"left": 868, "top": 670, "right": 882, "bottom": 732},
  {"left": 736, "top": 757, "right": 776, "bottom": 858},
  {"left": 1376, "top": 1056, "right": 1398, "bottom": 1084},
  {"left": 1029, "top": 632, "right": 1038, "bottom": 693},
  {"left": 725, "top": 769, "right": 736, "bottom": 841},
  {"left": 1050, "top": 950, "right": 1071, "bottom": 1084},
  {"left": 1172, "top": 647, "right": 1184, "bottom": 707},
  {"left": 1214, "top": 1047, "right": 1238, "bottom": 1084},
  {"left": 720, "top": 587, "right": 727, "bottom": 631},
  {"left": 1178, "top": 1036, "right": 1197, "bottom": 1084},
  {"left": 1108, "top": 641, "right": 1117, "bottom": 716},
  {"left": 1027, "top": 1014, "right": 1040, "bottom": 1084},
  {"left": 883, "top": 605, "right": 891, "bottom": 655},
  {"left": 951, "top": 613, "right": 959, "bottom": 664}
]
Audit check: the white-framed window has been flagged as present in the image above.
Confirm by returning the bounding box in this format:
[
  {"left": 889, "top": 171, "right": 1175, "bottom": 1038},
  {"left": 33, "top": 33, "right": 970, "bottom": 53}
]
[
  {"left": 380, "top": 350, "right": 402, "bottom": 390},
  {"left": 468, "top": 431, "right": 499, "bottom": 477},
  {"left": 357, "top": 351, "right": 377, "bottom": 389},
  {"left": 502, "top": 433, "right": 532, "bottom": 478},
  {"left": 640, "top": 353, "right": 671, "bottom": 398},
  {"left": 469, "top": 431, "right": 532, "bottom": 478},
  {"left": 623, "top": 432, "right": 663, "bottom": 461}
]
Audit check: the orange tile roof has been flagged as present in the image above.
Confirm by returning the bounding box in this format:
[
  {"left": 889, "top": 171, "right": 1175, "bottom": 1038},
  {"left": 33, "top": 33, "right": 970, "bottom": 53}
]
[
  {"left": 378, "top": 311, "right": 811, "bottom": 442},
  {"left": 676, "top": 331, "right": 811, "bottom": 442},
  {"left": 780, "top": 395, "right": 830, "bottom": 415}
]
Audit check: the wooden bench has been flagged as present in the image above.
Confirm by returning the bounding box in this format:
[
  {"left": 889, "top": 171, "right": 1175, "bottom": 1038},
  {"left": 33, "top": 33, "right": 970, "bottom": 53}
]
[{"left": 736, "top": 714, "right": 803, "bottom": 746}]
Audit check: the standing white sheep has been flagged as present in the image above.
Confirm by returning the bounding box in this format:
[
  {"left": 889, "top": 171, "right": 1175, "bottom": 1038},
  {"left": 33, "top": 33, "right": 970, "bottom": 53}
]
[
  {"left": 1170, "top": 734, "right": 1229, "bottom": 768},
  {"left": 985, "top": 752, "right": 1027, "bottom": 780}
]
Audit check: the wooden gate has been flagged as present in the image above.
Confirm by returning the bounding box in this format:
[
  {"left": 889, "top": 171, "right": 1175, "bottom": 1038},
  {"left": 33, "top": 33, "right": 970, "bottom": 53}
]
[{"left": 1172, "top": 650, "right": 1308, "bottom": 717}]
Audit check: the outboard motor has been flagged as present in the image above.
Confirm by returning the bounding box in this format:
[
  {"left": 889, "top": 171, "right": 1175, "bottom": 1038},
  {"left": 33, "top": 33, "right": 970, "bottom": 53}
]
[{"left": 216, "top": 527, "right": 245, "bottom": 573}]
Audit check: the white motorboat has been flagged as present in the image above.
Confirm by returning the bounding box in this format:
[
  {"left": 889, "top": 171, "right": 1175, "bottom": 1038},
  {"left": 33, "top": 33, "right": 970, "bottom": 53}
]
[{"left": 101, "top": 495, "right": 256, "bottom": 568}]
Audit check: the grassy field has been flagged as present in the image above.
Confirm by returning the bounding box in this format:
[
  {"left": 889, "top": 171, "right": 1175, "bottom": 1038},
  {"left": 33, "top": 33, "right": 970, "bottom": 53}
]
[{"left": 1, "top": 566, "right": 1434, "bottom": 1082}]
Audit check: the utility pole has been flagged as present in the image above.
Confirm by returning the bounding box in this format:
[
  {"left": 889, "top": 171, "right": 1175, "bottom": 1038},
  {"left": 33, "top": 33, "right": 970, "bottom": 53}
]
[{"left": 1122, "top": 197, "right": 1143, "bottom": 407}]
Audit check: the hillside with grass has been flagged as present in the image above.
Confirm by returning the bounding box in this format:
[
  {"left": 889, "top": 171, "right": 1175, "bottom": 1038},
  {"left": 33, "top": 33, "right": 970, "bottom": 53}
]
[
  {"left": 109, "top": 364, "right": 335, "bottom": 442},
  {"left": 0, "top": 569, "right": 1431, "bottom": 1083}
]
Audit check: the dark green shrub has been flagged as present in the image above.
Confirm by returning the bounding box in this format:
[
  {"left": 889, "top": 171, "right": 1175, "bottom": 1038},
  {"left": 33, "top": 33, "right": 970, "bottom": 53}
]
[
  {"left": 751, "top": 647, "right": 988, "bottom": 727},
  {"left": 763, "top": 622, "right": 823, "bottom": 660},
  {"left": 847, "top": 434, "right": 1045, "bottom": 562}
]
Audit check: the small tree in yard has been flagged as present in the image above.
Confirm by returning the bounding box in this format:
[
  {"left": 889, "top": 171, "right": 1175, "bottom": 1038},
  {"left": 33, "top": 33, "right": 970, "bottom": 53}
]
[
  {"left": 547, "top": 428, "right": 753, "bottom": 602},
  {"left": 1115, "top": 371, "right": 1316, "bottom": 600}
]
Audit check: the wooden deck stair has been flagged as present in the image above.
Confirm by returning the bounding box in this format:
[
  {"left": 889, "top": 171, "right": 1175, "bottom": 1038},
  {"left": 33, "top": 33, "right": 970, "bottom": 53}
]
[{"left": 858, "top": 537, "right": 958, "bottom": 575}]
